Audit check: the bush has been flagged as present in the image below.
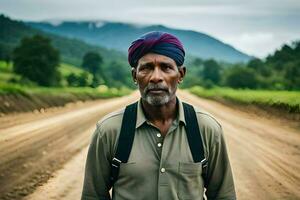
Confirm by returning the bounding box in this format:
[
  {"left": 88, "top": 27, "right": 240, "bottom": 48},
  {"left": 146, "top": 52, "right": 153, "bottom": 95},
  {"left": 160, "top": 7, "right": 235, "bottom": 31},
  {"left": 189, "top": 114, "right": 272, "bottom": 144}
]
[
  {"left": 13, "top": 35, "right": 60, "bottom": 86},
  {"left": 225, "top": 67, "right": 258, "bottom": 89}
]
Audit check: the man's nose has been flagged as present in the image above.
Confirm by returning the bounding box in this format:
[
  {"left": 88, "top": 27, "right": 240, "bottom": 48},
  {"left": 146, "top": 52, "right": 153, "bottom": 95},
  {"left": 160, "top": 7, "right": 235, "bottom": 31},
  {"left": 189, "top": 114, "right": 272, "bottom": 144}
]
[{"left": 149, "top": 67, "right": 163, "bottom": 83}]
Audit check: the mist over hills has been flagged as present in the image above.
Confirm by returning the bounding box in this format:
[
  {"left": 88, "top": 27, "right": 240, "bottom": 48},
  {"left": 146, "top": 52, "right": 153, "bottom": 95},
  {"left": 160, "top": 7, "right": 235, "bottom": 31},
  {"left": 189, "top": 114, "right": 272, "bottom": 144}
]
[
  {"left": 27, "top": 21, "right": 252, "bottom": 63},
  {"left": 0, "top": 15, "right": 126, "bottom": 66}
]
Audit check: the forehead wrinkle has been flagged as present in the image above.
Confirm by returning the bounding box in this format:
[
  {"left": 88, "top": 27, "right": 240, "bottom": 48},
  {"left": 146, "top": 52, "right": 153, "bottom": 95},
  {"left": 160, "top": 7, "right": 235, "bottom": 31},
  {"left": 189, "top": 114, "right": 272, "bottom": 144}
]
[{"left": 139, "top": 55, "right": 176, "bottom": 67}]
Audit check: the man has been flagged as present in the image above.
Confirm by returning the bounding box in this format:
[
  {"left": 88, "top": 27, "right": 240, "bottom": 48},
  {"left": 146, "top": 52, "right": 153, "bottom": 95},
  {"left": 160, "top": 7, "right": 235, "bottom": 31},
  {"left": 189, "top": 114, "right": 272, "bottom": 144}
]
[{"left": 81, "top": 31, "right": 236, "bottom": 200}]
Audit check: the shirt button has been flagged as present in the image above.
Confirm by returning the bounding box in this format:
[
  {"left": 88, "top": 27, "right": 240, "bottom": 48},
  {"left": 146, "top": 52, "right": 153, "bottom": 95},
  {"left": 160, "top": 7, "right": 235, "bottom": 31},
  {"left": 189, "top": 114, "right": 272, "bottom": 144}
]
[
  {"left": 160, "top": 168, "right": 166, "bottom": 173},
  {"left": 156, "top": 133, "right": 161, "bottom": 138},
  {"left": 157, "top": 143, "right": 162, "bottom": 147}
]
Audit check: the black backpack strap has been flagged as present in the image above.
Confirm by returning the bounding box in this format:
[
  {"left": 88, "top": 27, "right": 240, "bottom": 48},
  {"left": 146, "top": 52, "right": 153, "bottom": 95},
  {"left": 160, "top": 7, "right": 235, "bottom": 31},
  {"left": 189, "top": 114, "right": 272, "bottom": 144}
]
[
  {"left": 182, "top": 102, "right": 208, "bottom": 186},
  {"left": 110, "top": 101, "right": 208, "bottom": 187},
  {"left": 110, "top": 102, "right": 138, "bottom": 187}
]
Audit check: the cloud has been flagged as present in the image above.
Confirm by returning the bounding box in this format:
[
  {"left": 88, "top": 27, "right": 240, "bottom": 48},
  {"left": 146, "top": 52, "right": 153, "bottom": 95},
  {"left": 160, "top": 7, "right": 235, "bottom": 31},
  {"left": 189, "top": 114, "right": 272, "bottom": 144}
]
[
  {"left": 1, "top": 0, "right": 299, "bottom": 57},
  {"left": 224, "top": 32, "right": 299, "bottom": 58},
  {"left": 225, "top": 33, "right": 275, "bottom": 57}
]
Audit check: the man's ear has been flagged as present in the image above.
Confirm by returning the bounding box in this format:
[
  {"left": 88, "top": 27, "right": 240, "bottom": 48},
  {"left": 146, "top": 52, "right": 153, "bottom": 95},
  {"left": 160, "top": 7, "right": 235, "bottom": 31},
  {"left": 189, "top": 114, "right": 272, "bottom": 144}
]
[
  {"left": 131, "top": 67, "right": 137, "bottom": 84},
  {"left": 178, "top": 66, "right": 186, "bottom": 83}
]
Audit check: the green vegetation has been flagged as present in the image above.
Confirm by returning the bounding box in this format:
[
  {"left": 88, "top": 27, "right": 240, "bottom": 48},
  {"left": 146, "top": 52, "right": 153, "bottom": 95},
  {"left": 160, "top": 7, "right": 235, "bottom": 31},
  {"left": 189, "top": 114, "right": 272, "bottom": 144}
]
[
  {"left": 1, "top": 30, "right": 132, "bottom": 89},
  {"left": 81, "top": 51, "right": 105, "bottom": 87},
  {"left": 59, "top": 63, "right": 87, "bottom": 76},
  {"left": 13, "top": 35, "right": 60, "bottom": 86},
  {"left": 1, "top": 14, "right": 299, "bottom": 115},
  {"left": 182, "top": 41, "right": 300, "bottom": 90},
  {"left": 189, "top": 86, "right": 300, "bottom": 113},
  {"left": 0, "top": 83, "right": 131, "bottom": 97},
  {"left": 58, "top": 63, "right": 93, "bottom": 87},
  {"left": 0, "top": 83, "right": 132, "bottom": 114},
  {"left": 0, "top": 60, "right": 131, "bottom": 99},
  {"left": 0, "top": 60, "right": 18, "bottom": 82},
  {"left": 0, "top": 15, "right": 132, "bottom": 89}
]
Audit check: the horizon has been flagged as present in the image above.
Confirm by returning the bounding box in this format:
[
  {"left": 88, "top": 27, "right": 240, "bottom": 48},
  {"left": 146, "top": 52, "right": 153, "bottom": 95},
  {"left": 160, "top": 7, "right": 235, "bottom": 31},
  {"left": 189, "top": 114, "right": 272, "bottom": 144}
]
[{"left": 1, "top": 0, "right": 299, "bottom": 58}]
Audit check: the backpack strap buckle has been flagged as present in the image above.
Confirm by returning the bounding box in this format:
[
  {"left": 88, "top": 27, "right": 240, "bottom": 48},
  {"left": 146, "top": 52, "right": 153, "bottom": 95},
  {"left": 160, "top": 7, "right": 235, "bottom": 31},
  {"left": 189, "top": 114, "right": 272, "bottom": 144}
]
[
  {"left": 201, "top": 158, "right": 208, "bottom": 168},
  {"left": 110, "top": 157, "right": 122, "bottom": 186},
  {"left": 112, "top": 157, "right": 122, "bottom": 168}
]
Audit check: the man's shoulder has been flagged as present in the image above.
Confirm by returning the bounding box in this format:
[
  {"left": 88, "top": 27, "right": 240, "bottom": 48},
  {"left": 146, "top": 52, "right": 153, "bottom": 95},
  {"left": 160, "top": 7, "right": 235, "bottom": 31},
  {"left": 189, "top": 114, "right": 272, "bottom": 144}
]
[
  {"left": 193, "top": 106, "right": 222, "bottom": 129},
  {"left": 96, "top": 108, "right": 125, "bottom": 134},
  {"left": 189, "top": 105, "right": 223, "bottom": 145}
]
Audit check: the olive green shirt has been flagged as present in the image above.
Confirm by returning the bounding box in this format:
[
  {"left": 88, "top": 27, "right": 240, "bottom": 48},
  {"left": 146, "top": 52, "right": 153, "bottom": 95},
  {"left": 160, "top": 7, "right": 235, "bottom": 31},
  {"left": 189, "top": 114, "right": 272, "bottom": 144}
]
[{"left": 81, "top": 98, "right": 236, "bottom": 200}]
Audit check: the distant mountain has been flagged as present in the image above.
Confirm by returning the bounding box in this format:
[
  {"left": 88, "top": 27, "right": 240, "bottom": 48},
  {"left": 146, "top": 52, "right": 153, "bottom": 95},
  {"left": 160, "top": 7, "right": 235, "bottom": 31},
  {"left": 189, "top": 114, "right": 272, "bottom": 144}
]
[
  {"left": 0, "top": 15, "right": 126, "bottom": 66},
  {"left": 27, "top": 21, "right": 252, "bottom": 63}
]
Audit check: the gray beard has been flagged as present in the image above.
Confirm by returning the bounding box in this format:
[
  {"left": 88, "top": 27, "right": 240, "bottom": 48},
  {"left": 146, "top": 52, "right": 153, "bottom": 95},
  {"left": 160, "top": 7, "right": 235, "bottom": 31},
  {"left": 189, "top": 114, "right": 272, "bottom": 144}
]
[
  {"left": 140, "top": 83, "right": 176, "bottom": 106},
  {"left": 143, "top": 92, "right": 171, "bottom": 106}
]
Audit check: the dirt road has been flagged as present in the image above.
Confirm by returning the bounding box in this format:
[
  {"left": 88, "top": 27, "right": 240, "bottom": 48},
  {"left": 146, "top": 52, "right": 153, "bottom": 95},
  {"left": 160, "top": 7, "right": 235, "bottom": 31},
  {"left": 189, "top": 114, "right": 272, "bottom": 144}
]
[{"left": 0, "top": 91, "right": 299, "bottom": 200}]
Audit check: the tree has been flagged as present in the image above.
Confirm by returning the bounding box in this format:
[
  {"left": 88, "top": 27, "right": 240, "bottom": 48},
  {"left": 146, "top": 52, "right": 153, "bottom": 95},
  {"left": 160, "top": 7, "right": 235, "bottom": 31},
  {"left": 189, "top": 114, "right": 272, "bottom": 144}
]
[
  {"left": 66, "top": 72, "right": 90, "bottom": 87},
  {"left": 81, "top": 51, "right": 104, "bottom": 87},
  {"left": 192, "top": 58, "right": 203, "bottom": 66},
  {"left": 0, "top": 44, "right": 11, "bottom": 66},
  {"left": 247, "top": 58, "right": 263, "bottom": 71},
  {"left": 202, "top": 59, "right": 221, "bottom": 84},
  {"left": 66, "top": 73, "right": 78, "bottom": 87},
  {"left": 225, "top": 67, "right": 258, "bottom": 89},
  {"left": 82, "top": 52, "right": 103, "bottom": 75},
  {"left": 285, "top": 61, "right": 300, "bottom": 90},
  {"left": 105, "top": 61, "right": 132, "bottom": 88},
  {"left": 13, "top": 35, "right": 60, "bottom": 86},
  {"left": 266, "top": 44, "right": 295, "bottom": 71},
  {"left": 78, "top": 72, "right": 90, "bottom": 87},
  {"left": 247, "top": 58, "right": 271, "bottom": 77}
]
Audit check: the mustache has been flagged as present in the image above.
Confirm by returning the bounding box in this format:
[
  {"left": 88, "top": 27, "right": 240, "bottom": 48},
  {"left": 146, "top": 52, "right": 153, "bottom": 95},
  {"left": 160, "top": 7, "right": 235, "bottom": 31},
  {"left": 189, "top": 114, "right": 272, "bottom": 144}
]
[{"left": 144, "top": 84, "right": 169, "bottom": 93}]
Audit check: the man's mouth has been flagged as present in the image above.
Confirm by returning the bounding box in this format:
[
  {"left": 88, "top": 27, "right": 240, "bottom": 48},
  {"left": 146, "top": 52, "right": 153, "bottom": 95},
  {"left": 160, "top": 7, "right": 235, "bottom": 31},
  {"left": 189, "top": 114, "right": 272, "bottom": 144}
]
[{"left": 147, "top": 88, "right": 167, "bottom": 94}]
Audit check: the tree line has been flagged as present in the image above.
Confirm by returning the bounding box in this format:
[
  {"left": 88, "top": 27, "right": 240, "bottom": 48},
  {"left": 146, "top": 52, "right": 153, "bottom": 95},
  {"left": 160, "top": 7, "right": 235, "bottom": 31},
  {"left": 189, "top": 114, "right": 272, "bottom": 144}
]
[
  {"left": 182, "top": 41, "right": 300, "bottom": 90},
  {"left": 3, "top": 34, "right": 299, "bottom": 90},
  {"left": 6, "top": 34, "right": 132, "bottom": 88}
]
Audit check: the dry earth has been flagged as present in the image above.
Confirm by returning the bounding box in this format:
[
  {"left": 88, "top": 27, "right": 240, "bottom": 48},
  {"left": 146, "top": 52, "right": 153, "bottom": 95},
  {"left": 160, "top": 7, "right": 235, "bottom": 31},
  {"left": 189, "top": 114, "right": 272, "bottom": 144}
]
[{"left": 0, "top": 90, "right": 299, "bottom": 200}]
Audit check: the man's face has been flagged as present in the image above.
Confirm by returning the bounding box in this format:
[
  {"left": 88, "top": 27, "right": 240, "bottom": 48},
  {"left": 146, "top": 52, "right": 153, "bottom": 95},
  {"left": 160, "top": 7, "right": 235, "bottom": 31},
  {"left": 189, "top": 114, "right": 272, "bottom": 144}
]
[{"left": 132, "top": 53, "right": 186, "bottom": 106}]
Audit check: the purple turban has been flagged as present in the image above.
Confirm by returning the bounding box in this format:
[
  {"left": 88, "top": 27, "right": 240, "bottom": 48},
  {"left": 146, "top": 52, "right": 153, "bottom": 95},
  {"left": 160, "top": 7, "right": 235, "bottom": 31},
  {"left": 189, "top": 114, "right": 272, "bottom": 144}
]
[{"left": 128, "top": 31, "right": 185, "bottom": 68}]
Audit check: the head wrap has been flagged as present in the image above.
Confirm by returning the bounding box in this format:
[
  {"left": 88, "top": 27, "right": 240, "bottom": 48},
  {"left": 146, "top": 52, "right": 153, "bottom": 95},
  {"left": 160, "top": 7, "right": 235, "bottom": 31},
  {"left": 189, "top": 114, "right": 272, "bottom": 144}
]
[{"left": 128, "top": 31, "right": 185, "bottom": 68}]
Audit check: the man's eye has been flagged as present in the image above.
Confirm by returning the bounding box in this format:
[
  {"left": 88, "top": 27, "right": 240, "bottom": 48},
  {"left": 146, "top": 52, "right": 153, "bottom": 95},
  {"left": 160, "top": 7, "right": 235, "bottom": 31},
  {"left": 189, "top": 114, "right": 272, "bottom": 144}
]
[
  {"left": 163, "top": 65, "right": 173, "bottom": 71},
  {"left": 139, "top": 66, "right": 151, "bottom": 72}
]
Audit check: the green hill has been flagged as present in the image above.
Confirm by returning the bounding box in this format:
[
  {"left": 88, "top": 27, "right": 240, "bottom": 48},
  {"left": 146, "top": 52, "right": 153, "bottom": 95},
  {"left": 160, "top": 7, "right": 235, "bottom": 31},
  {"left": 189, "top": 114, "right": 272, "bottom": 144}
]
[
  {"left": 27, "top": 21, "right": 252, "bottom": 63},
  {"left": 0, "top": 59, "right": 91, "bottom": 86},
  {"left": 0, "top": 14, "right": 134, "bottom": 88},
  {"left": 0, "top": 14, "right": 126, "bottom": 67}
]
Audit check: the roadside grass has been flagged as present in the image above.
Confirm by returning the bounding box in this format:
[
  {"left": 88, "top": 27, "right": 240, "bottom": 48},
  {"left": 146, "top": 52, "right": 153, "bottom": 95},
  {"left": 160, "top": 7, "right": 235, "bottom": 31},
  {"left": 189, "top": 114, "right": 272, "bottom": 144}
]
[
  {"left": 0, "top": 83, "right": 131, "bottom": 98},
  {"left": 0, "top": 60, "right": 132, "bottom": 98},
  {"left": 59, "top": 63, "right": 86, "bottom": 76},
  {"left": 0, "top": 61, "right": 20, "bottom": 83},
  {"left": 0, "top": 61, "right": 93, "bottom": 86},
  {"left": 189, "top": 86, "right": 300, "bottom": 113}
]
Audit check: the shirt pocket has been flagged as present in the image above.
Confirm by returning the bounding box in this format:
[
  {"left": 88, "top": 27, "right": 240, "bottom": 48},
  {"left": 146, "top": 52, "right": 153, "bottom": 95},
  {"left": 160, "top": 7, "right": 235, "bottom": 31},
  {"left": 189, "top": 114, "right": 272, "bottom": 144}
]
[{"left": 177, "top": 162, "right": 204, "bottom": 200}]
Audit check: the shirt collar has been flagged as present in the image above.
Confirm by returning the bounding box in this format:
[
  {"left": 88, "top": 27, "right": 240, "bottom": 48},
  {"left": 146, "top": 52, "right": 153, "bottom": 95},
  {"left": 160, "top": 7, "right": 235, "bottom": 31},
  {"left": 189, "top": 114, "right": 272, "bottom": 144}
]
[{"left": 135, "top": 97, "right": 186, "bottom": 129}]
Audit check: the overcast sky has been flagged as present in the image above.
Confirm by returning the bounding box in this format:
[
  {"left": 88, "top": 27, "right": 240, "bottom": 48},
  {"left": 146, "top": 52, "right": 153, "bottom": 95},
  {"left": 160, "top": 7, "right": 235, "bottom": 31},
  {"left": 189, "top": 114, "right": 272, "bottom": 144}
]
[{"left": 1, "top": 0, "right": 300, "bottom": 58}]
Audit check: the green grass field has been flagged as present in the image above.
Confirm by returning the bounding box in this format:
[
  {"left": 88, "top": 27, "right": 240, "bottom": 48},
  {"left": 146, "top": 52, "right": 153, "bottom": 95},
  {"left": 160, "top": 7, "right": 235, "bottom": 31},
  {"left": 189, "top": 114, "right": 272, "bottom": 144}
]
[
  {"left": 59, "top": 63, "right": 86, "bottom": 76},
  {"left": 189, "top": 86, "right": 300, "bottom": 113},
  {"left": 0, "top": 83, "right": 131, "bottom": 98},
  {"left": 0, "top": 61, "right": 131, "bottom": 98},
  {"left": 0, "top": 61, "right": 20, "bottom": 83}
]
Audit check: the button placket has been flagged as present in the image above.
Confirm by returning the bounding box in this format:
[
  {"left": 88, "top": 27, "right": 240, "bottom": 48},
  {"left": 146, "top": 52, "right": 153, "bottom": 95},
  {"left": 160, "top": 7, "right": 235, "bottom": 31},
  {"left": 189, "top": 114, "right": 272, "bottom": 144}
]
[
  {"left": 156, "top": 131, "right": 163, "bottom": 149},
  {"left": 157, "top": 122, "right": 180, "bottom": 199},
  {"left": 158, "top": 130, "right": 169, "bottom": 183}
]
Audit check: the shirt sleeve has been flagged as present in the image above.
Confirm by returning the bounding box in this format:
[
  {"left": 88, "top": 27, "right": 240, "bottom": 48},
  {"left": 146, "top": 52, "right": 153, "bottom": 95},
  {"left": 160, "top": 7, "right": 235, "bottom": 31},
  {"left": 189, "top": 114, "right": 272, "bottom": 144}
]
[
  {"left": 81, "top": 125, "right": 112, "bottom": 200},
  {"left": 205, "top": 126, "right": 236, "bottom": 200}
]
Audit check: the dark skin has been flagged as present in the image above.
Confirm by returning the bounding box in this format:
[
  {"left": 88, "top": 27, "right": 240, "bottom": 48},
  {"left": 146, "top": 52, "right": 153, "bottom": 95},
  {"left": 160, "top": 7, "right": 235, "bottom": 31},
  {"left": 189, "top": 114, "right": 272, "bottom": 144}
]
[{"left": 132, "top": 53, "right": 186, "bottom": 136}]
